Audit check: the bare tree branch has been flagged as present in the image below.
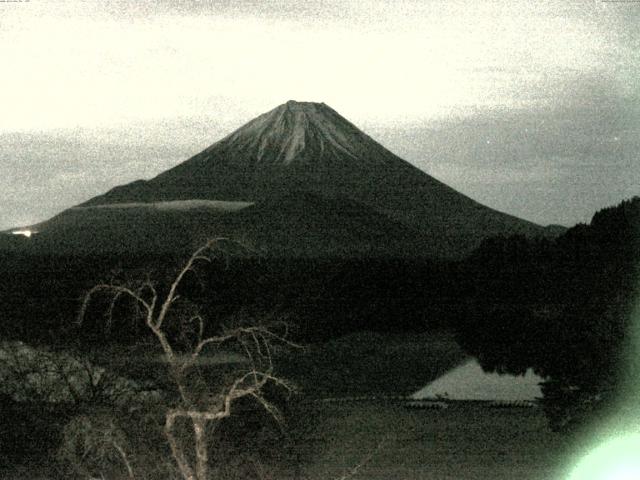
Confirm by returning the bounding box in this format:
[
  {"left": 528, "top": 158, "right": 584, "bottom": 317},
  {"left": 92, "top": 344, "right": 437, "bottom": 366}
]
[
  {"left": 155, "top": 238, "right": 228, "bottom": 330},
  {"left": 77, "top": 238, "right": 297, "bottom": 480}
]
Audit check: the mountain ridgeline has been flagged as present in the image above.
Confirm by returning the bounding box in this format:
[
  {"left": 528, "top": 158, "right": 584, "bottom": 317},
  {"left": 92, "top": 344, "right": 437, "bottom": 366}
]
[{"left": 15, "top": 100, "right": 559, "bottom": 259}]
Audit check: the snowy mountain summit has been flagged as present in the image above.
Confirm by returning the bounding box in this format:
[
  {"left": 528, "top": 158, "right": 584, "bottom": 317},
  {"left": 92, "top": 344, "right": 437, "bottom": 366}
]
[{"left": 219, "top": 100, "right": 369, "bottom": 166}]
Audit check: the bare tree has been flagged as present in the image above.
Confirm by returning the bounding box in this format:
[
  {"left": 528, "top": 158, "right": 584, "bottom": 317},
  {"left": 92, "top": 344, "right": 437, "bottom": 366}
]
[
  {"left": 0, "top": 341, "right": 145, "bottom": 406},
  {"left": 58, "top": 414, "right": 135, "bottom": 480},
  {"left": 78, "top": 239, "right": 298, "bottom": 480}
]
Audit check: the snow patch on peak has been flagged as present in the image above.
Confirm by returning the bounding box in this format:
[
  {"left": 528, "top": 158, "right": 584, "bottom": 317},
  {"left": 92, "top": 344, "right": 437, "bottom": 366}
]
[
  {"left": 283, "top": 99, "right": 325, "bottom": 109},
  {"left": 217, "top": 100, "right": 370, "bottom": 166}
]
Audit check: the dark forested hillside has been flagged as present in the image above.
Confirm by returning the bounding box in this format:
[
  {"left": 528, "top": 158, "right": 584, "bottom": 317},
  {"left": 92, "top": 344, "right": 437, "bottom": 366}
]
[
  {"left": 0, "top": 250, "right": 459, "bottom": 346},
  {"left": 455, "top": 196, "right": 640, "bottom": 430}
]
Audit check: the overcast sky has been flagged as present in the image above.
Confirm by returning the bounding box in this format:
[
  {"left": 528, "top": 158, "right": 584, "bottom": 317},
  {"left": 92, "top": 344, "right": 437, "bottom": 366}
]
[{"left": 1, "top": 0, "right": 638, "bottom": 229}]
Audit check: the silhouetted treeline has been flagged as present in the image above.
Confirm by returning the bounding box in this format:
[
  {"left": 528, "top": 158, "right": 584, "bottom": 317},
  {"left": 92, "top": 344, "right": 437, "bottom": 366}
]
[
  {"left": 455, "top": 196, "right": 640, "bottom": 430},
  {"left": 0, "top": 248, "right": 460, "bottom": 346}
]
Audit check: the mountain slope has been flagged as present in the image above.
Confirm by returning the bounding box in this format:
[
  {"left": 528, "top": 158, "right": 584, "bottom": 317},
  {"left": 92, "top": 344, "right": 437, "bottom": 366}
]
[
  {"left": 5, "top": 193, "right": 431, "bottom": 257},
  {"left": 53, "top": 101, "right": 559, "bottom": 257}
]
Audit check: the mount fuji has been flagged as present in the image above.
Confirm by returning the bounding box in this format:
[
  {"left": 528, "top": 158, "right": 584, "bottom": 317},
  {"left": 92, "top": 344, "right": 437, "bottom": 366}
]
[{"left": 6, "top": 101, "right": 560, "bottom": 258}]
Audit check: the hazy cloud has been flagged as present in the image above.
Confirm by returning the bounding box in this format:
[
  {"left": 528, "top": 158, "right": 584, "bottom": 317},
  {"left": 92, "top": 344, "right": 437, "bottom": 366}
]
[
  {"left": 367, "top": 77, "right": 640, "bottom": 226},
  {"left": 1, "top": 0, "right": 638, "bottom": 229}
]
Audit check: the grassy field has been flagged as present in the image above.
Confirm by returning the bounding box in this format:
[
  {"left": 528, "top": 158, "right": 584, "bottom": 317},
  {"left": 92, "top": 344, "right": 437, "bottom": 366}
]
[
  {"left": 1, "top": 332, "right": 575, "bottom": 479},
  {"left": 1, "top": 400, "right": 573, "bottom": 480},
  {"left": 291, "top": 401, "right": 572, "bottom": 480}
]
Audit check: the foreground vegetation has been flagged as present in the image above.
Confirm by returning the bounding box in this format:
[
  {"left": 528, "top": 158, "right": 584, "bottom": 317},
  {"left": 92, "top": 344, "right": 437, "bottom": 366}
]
[
  {"left": 0, "top": 330, "right": 467, "bottom": 479},
  {"left": 1, "top": 398, "right": 571, "bottom": 480},
  {"left": 0, "top": 197, "right": 637, "bottom": 478}
]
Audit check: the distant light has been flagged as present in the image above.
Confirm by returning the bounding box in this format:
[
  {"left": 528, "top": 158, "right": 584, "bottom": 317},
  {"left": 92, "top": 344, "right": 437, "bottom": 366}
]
[
  {"left": 569, "top": 434, "right": 640, "bottom": 479},
  {"left": 11, "top": 229, "right": 33, "bottom": 238}
]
